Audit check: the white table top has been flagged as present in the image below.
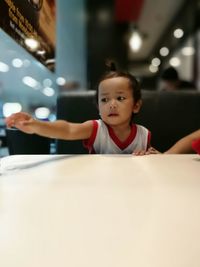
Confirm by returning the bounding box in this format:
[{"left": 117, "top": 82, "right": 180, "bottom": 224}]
[{"left": 0, "top": 154, "right": 200, "bottom": 267}]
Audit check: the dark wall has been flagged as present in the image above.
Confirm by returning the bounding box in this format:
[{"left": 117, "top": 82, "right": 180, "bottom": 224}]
[
  {"left": 86, "top": 0, "right": 129, "bottom": 89},
  {"left": 86, "top": 0, "right": 199, "bottom": 90}
]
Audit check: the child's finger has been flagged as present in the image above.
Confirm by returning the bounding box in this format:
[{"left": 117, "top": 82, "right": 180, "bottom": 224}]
[{"left": 133, "top": 150, "right": 146, "bottom": 156}]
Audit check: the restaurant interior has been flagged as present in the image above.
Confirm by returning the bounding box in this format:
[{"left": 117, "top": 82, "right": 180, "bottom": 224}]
[
  {"left": 0, "top": 0, "right": 200, "bottom": 155},
  {"left": 1, "top": 2, "right": 200, "bottom": 266}
]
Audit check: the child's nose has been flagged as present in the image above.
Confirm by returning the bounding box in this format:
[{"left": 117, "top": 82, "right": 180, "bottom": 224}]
[{"left": 110, "top": 99, "right": 117, "bottom": 109}]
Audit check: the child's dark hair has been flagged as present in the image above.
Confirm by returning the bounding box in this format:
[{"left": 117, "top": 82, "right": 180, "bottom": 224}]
[{"left": 96, "top": 61, "right": 141, "bottom": 104}]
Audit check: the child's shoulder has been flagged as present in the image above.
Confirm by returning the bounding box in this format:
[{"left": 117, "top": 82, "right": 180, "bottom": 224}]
[{"left": 135, "top": 123, "right": 149, "bottom": 131}]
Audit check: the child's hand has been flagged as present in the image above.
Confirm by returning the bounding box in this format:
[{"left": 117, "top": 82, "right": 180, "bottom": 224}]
[
  {"left": 146, "top": 146, "right": 161, "bottom": 154},
  {"left": 133, "top": 146, "right": 161, "bottom": 156},
  {"left": 133, "top": 150, "right": 147, "bottom": 156},
  {"left": 5, "top": 112, "right": 36, "bottom": 134}
]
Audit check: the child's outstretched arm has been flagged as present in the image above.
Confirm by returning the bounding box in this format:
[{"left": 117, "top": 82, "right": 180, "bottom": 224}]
[
  {"left": 165, "top": 129, "right": 200, "bottom": 154},
  {"left": 5, "top": 112, "right": 93, "bottom": 140}
]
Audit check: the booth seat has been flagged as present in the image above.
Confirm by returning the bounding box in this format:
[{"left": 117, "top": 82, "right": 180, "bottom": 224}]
[
  {"left": 56, "top": 91, "right": 99, "bottom": 154},
  {"left": 56, "top": 90, "right": 200, "bottom": 153},
  {"left": 6, "top": 128, "right": 51, "bottom": 155}
]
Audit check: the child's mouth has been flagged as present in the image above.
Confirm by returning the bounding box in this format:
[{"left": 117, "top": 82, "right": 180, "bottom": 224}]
[{"left": 108, "top": 113, "right": 119, "bottom": 117}]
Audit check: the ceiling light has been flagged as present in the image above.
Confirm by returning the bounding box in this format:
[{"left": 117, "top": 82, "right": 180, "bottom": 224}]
[
  {"left": 43, "top": 78, "right": 53, "bottom": 87},
  {"left": 37, "top": 50, "right": 46, "bottom": 56},
  {"left": 181, "top": 47, "right": 195, "bottom": 56},
  {"left": 12, "top": 58, "right": 23, "bottom": 68},
  {"left": 149, "top": 65, "right": 158, "bottom": 73},
  {"left": 129, "top": 28, "right": 142, "bottom": 52},
  {"left": 169, "top": 57, "right": 181, "bottom": 67},
  {"left": 48, "top": 114, "right": 56, "bottom": 121},
  {"left": 173, "top": 28, "right": 184, "bottom": 39},
  {"left": 159, "top": 47, "right": 169, "bottom": 57},
  {"left": 3, "top": 103, "right": 22, "bottom": 117},
  {"left": 22, "top": 76, "right": 39, "bottom": 88},
  {"left": 0, "top": 61, "right": 9, "bottom": 72},
  {"left": 43, "top": 87, "right": 55, "bottom": 97},
  {"left": 56, "top": 77, "right": 66, "bottom": 86},
  {"left": 24, "top": 37, "right": 40, "bottom": 51},
  {"left": 35, "top": 107, "right": 50, "bottom": 119},
  {"left": 151, "top": 57, "right": 161, "bottom": 67},
  {"left": 45, "top": 58, "right": 55, "bottom": 65}
]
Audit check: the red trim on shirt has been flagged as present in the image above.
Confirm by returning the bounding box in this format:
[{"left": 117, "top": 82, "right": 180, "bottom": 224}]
[
  {"left": 83, "top": 120, "right": 98, "bottom": 152},
  {"left": 107, "top": 124, "right": 137, "bottom": 150},
  {"left": 147, "top": 131, "right": 151, "bottom": 150}
]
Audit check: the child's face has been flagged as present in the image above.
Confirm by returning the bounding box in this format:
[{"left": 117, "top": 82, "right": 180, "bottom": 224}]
[{"left": 98, "top": 77, "right": 141, "bottom": 127}]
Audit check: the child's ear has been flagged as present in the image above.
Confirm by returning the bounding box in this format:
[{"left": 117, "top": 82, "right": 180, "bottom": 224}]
[{"left": 133, "top": 99, "right": 142, "bottom": 114}]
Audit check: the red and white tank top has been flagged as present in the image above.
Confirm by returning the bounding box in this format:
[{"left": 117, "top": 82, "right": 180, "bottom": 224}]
[{"left": 84, "top": 120, "right": 151, "bottom": 154}]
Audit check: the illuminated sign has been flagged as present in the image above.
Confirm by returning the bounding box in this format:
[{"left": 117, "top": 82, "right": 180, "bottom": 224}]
[{"left": 0, "top": 0, "right": 56, "bottom": 71}]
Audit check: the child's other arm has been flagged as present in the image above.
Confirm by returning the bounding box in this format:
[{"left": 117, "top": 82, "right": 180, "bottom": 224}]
[{"left": 165, "top": 129, "right": 200, "bottom": 154}]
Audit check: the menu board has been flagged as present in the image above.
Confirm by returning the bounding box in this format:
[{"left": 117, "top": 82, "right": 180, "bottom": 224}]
[{"left": 0, "top": 0, "right": 56, "bottom": 71}]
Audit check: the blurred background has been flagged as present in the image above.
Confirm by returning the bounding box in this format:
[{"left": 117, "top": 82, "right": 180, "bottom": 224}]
[
  {"left": 87, "top": 0, "right": 199, "bottom": 89},
  {"left": 0, "top": 0, "right": 199, "bottom": 128}
]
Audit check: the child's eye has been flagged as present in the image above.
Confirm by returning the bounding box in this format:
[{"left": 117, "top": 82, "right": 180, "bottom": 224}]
[
  {"left": 117, "top": 96, "right": 126, "bottom": 101},
  {"left": 101, "top": 97, "right": 109, "bottom": 103}
]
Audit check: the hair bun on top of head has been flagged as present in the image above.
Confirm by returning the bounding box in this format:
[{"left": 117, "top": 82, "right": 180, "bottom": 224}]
[{"left": 105, "top": 59, "right": 117, "bottom": 72}]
